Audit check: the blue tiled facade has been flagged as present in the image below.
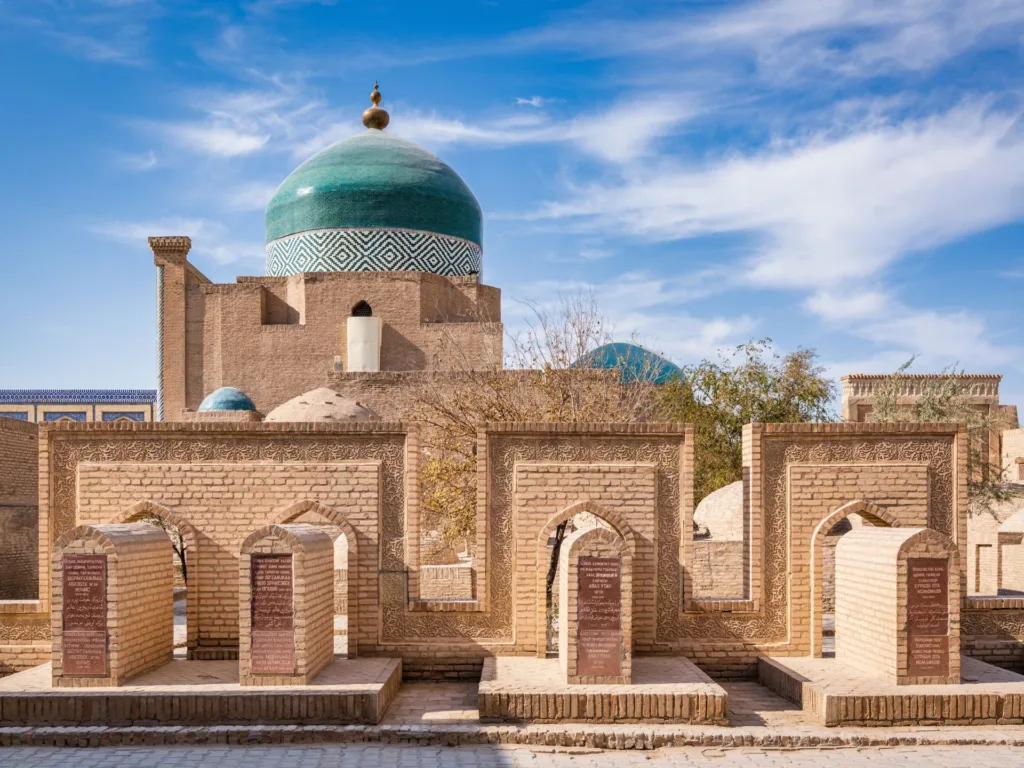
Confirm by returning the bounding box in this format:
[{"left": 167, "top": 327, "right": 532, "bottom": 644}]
[
  {"left": 0, "top": 390, "right": 157, "bottom": 423},
  {"left": 0, "top": 390, "right": 157, "bottom": 405},
  {"left": 101, "top": 411, "right": 147, "bottom": 422}
]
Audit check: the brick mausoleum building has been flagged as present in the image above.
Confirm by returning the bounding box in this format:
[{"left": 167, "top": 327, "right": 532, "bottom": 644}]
[{"left": 5, "top": 87, "right": 1024, "bottom": 731}]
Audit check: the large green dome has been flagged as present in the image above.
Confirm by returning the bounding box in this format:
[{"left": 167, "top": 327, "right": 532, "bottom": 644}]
[{"left": 265, "top": 129, "right": 484, "bottom": 277}]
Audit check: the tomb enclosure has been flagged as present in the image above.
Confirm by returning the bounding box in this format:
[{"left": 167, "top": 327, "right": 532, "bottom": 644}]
[
  {"left": 239, "top": 524, "right": 334, "bottom": 686},
  {"left": 835, "top": 527, "right": 960, "bottom": 685},
  {"left": 558, "top": 526, "right": 633, "bottom": 684},
  {"left": 51, "top": 523, "right": 173, "bottom": 687}
]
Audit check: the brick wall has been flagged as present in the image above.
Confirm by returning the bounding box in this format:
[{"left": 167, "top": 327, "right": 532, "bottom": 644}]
[
  {"left": 419, "top": 563, "right": 474, "bottom": 600},
  {"left": 835, "top": 526, "right": 960, "bottom": 685},
  {"left": 512, "top": 463, "right": 657, "bottom": 658},
  {"left": 558, "top": 527, "right": 633, "bottom": 684},
  {"left": 239, "top": 524, "right": 334, "bottom": 685},
  {"left": 0, "top": 418, "right": 39, "bottom": 601},
  {"left": 51, "top": 523, "right": 174, "bottom": 687},
  {"left": 76, "top": 461, "right": 379, "bottom": 657},
  {"left": 691, "top": 541, "right": 745, "bottom": 600},
  {"left": 169, "top": 268, "right": 502, "bottom": 417}
]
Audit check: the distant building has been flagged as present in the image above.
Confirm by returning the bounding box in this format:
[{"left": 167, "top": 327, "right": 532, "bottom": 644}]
[{"left": 0, "top": 390, "right": 157, "bottom": 423}]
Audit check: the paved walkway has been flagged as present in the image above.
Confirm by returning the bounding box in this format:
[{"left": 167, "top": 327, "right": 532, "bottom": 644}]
[{"left": 0, "top": 743, "right": 1019, "bottom": 767}]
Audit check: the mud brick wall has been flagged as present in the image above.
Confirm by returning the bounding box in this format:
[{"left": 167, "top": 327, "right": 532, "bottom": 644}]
[
  {"left": 51, "top": 523, "right": 173, "bottom": 687},
  {"left": 691, "top": 541, "right": 745, "bottom": 599},
  {"left": 239, "top": 524, "right": 334, "bottom": 685},
  {"left": 419, "top": 564, "right": 474, "bottom": 600},
  {"left": 76, "top": 461, "right": 378, "bottom": 657},
  {"left": 513, "top": 463, "right": 657, "bottom": 658},
  {"left": 0, "top": 419, "right": 39, "bottom": 600}
]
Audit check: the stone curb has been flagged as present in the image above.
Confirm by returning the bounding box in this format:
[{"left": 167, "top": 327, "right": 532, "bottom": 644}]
[{"left": 3, "top": 723, "right": 1024, "bottom": 750}]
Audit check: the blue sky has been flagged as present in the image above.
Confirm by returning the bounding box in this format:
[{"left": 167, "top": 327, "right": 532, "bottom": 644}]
[{"left": 2, "top": 0, "right": 1024, "bottom": 404}]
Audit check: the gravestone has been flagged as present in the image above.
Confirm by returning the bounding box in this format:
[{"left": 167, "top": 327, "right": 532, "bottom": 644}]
[
  {"left": 558, "top": 526, "right": 632, "bottom": 684},
  {"left": 906, "top": 558, "right": 949, "bottom": 678},
  {"left": 577, "top": 557, "right": 622, "bottom": 678},
  {"left": 239, "top": 524, "right": 335, "bottom": 685},
  {"left": 250, "top": 554, "right": 296, "bottom": 675},
  {"left": 835, "top": 526, "right": 959, "bottom": 685},
  {"left": 62, "top": 554, "right": 107, "bottom": 675},
  {"left": 52, "top": 523, "right": 174, "bottom": 687}
]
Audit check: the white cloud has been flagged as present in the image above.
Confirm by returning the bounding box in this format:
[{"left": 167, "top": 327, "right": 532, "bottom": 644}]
[
  {"left": 803, "top": 289, "right": 890, "bottom": 321},
  {"left": 115, "top": 150, "right": 159, "bottom": 172},
  {"left": 506, "top": 269, "right": 752, "bottom": 364},
  {"left": 225, "top": 181, "right": 280, "bottom": 212},
  {"left": 160, "top": 123, "right": 270, "bottom": 157},
  {"left": 90, "top": 217, "right": 264, "bottom": 267},
  {"left": 523, "top": 102, "right": 1024, "bottom": 289},
  {"left": 506, "top": 0, "right": 1024, "bottom": 83},
  {"left": 386, "top": 98, "right": 696, "bottom": 164},
  {"left": 516, "top": 96, "right": 547, "bottom": 108}
]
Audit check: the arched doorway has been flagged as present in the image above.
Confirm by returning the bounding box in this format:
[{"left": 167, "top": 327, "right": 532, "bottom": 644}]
[
  {"left": 116, "top": 501, "right": 198, "bottom": 658},
  {"left": 809, "top": 500, "right": 898, "bottom": 657},
  {"left": 535, "top": 501, "right": 636, "bottom": 657},
  {"left": 274, "top": 500, "right": 358, "bottom": 658}
]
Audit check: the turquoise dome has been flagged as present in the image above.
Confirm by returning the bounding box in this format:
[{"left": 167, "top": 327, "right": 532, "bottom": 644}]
[
  {"left": 575, "top": 343, "right": 682, "bottom": 385},
  {"left": 266, "top": 131, "right": 482, "bottom": 247},
  {"left": 198, "top": 387, "right": 257, "bottom": 412}
]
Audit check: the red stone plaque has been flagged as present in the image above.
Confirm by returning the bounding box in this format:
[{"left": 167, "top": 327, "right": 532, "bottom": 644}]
[
  {"left": 250, "top": 555, "right": 295, "bottom": 675},
  {"left": 577, "top": 557, "right": 621, "bottom": 678},
  {"left": 906, "top": 558, "right": 949, "bottom": 678},
  {"left": 62, "top": 554, "right": 107, "bottom": 675}
]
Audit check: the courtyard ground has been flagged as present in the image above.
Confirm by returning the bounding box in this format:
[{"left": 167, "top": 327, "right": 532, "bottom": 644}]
[{"left": 0, "top": 743, "right": 1017, "bottom": 767}]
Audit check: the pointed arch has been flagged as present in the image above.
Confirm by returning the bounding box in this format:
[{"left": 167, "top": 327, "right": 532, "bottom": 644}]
[
  {"left": 534, "top": 500, "right": 636, "bottom": 658},
  {"left": 809, "top": 500, "right": 899, "bottom": 657},
  {"left": 271, "top": 499, "right": 359, "bottom": 657},
  {"left": 114, "top": 500, "right": 200, "bottom": 656}
]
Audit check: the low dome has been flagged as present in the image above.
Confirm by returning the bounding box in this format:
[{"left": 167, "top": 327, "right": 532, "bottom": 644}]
[
  {"left": 693, "top": 481, "right": 743, "bottom": 541},
  {"left": 198, "top": 387, "right": 256, "bottom": 412},
  {"left": 265, "top": 388, "right": 379, "bottom": 423},
  {"left": 574, "top": 343, "right": 681, "bottom": 384}
]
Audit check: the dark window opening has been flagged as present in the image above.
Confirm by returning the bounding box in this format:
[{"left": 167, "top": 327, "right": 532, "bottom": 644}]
[{"left": 351, "top": 301, "right": 373, "bottom": 317}]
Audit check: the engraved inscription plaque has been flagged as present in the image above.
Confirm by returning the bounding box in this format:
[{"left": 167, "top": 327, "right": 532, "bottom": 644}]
[
  {"left": 251, "top": 554, "right": 295, "bottom": 675},
  {"left": 907, "top": 558, "right": 949, "bottom": 677},
  {"left": 62, "top": 554, "right": 107, "bottom": 675},
  {"left": 577, "top": 556, "right": 621, "bottom": 678}
]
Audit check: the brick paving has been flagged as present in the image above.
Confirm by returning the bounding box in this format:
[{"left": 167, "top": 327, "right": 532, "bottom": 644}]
[
  {"left": 1, "top": 743, "right": 1023, "bottom": 767},
  {"left": 383, "top": 682, "right": 480, "bottom": 724}
]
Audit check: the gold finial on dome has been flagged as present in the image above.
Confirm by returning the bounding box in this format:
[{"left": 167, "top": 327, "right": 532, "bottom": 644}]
[{"left": 362, "top": 82, "right": 390, "bottom": 130}]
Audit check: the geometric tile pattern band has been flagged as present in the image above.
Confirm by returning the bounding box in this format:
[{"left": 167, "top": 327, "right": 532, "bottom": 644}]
[{"left": 266, "top": 227, "right": 482, "bottom": 278}]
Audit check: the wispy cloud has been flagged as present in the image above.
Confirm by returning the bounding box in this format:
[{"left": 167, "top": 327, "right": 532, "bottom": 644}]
[
  {"left": 522, "top": 102, "right": 1024, "bottom": 289},
  {"left": 115, "top": 150, "right": 160, "bottom": 172},
  {"left": 90, "top": 217, "right": 264, "bottom": 267}
]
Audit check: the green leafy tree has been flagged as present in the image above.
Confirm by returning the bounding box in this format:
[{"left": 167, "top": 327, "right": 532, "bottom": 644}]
[{"left": 658, "top": 339, "right": 836, "bottom": 503}]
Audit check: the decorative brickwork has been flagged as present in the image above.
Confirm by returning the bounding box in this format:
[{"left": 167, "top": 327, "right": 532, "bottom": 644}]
[
  {"left": 51, "top": 523, "right": 173, "bottom": 687},
  {"left": 0, "top": 418, "right": 39, "bottom": 602},
  {"left": 239, "top": 524, "right": 335, "bottom": 685}
]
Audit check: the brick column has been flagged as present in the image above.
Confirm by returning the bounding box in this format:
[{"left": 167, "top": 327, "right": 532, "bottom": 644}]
[{"left": 149, "top": 236, "right": 191, "bottom": 421}]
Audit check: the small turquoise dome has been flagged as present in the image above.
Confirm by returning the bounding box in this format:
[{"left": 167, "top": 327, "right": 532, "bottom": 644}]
[
  {"left": 575, "top": 343, "right": 681, "bottom": 385},
  {"left": 198, "top": 387, "right": 257, "bottom": 412}
]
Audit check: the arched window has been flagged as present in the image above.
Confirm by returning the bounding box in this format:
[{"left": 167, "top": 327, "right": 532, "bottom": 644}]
[{"left": 351, "top": 301, "right": 372, "bottom": 317}]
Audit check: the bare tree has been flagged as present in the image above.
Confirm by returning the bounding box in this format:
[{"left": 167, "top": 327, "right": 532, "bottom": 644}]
[{"left": 137, "top": 513, "right": 187, "bottom": 584}]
